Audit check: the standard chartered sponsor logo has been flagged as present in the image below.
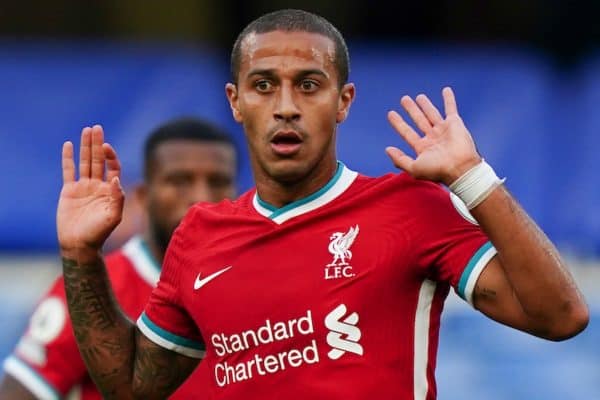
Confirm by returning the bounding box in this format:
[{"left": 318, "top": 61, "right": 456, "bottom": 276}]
[
  {"left": 212, "top": 305, "right": 364, "bottom": 387},
  {"left": 212, "top": 311, "right": 319, "bottom": 387},
  {"left": 324, "top": 304, "right": 363, "bottom": 360}
]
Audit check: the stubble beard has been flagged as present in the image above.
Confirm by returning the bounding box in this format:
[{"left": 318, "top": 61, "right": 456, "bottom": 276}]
[{"left": 148, "top": 217, "right": 175, "bottom": 256}]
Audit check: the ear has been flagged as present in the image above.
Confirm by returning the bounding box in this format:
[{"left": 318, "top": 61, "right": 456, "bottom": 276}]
[
  {"left": 225, "top": 83, "right": 243, "bottom": 123},
  {"left": 336, "top": 83, "right": 355, "bottom": 123}
]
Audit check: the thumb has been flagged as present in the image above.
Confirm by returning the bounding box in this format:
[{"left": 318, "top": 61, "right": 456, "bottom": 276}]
[{"left": 385, "top": 146, "right": 414, "bottom": 172}]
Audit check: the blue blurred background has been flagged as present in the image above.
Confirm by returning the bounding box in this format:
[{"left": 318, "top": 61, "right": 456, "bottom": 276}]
[{"left": 0, "top": 1, "right": 598, "bottom": 398}]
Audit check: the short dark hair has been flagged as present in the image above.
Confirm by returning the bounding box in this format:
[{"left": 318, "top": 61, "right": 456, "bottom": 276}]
[
  {"left": 144, "top": 117, "right": 237, "bottom": 179},
  {"left": 231, "top": 9, "right": 350, "bottom": 87}
]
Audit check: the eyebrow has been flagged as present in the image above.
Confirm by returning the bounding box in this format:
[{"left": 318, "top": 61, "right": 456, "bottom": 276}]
[{"left": 246, "top": 68, "right": 329, "bottom": 80}]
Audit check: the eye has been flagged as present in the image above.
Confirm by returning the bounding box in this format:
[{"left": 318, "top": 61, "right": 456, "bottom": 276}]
[
  {"left": 166, "top": 173, "right": 192, "bottom": 187},
  {"left": 255, "top": 80, "right": 274, "bottom": 92},
  {"left": 299, "top": 79, "right": 319, "bottom": 92}
]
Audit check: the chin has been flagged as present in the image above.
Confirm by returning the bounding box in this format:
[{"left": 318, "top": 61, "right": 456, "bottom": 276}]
[{"left": 266, "top": 159, "right": 312, "bottom": 185}]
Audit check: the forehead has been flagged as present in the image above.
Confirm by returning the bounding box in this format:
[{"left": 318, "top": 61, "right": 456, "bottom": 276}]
[
  {"left": 239, "top": 30, "right": 336, "bottom": 75},
  {"left": 151, "top": 140, "right": 236, "bottom": 173}
]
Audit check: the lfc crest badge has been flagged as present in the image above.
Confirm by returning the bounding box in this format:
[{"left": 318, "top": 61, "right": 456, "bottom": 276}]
[{"left": 325, "top": 225, "right": 359, "bottom": 280}]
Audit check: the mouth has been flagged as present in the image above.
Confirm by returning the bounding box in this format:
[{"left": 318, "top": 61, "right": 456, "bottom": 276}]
[{"left": 270, "top": 130, "right": 303, "bottom": 156}]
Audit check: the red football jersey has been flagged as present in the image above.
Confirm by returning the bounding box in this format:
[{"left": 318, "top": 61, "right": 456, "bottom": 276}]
[
  {"left": 139, "top": 163, "right": 497, "bottom": 400},
  {"left": 3, "top": 236, "right": 209, "bottom": 400}
]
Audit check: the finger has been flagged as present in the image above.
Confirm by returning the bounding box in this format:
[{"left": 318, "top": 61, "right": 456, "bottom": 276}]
[
  {"left": 110, "top": 176, "right": 125, "bottom": 219},
  {"left": 79, "top": 127, "right": 92, "bottom": 179},
  {"left": 110, "top": 176, "right": 125, "bottom": 203},
  {"left": 400, "top": 95, "right": 432, "bottom": 135},
  {"left": 415, "top": 94, "right": 443, "bottom": 125},
  {"left": 62, "top": 141, "right": 75, "bottom": 183},
  {"left": 103, "top": 143, "right": 121, "bottom": 183},
  {"left": 385, "top": 146, "right": 414, "bottom": 172},
  {"left": 387, "top": 111, "right": 421, "bottom": 149},
  {"left": 91, "top": 125, "right": 105, "bottom": 180},
  {"left": 442, "top": 87, "right": 458, "bottom": 116}
]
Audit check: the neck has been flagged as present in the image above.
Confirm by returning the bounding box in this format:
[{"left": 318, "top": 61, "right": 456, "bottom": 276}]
[{"left": 255, "top": 158, "right": 338, "bottom": 208}]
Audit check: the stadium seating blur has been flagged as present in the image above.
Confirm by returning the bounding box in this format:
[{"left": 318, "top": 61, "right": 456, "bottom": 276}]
[{"left": 0, "top": 41, "right": 598, "bottom": 399}]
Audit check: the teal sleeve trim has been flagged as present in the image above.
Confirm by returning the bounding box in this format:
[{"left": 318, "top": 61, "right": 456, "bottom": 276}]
[
  {"left": 139, "top": 312, "right": 203, "bottom": 350},
  {"left": 457, "top": 241, "right": 494, "bottom": 300}
]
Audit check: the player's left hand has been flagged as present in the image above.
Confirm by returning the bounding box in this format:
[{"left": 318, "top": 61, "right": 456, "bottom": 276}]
[{"left": 385, "top": 87, "right": 481, "bottom": 186}]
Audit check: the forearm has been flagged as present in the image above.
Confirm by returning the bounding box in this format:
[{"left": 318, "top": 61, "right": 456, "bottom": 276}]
[
  {"left": 62, "top": 253, "right": 136, "bottom": 399},
  {"left": 471, "top": 185, "right": 588, "bottom": 337}
]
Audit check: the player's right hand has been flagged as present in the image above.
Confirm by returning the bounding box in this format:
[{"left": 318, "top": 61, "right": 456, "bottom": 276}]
[{"left": 57, "top": 125, "right": 124, "bottom": 261}]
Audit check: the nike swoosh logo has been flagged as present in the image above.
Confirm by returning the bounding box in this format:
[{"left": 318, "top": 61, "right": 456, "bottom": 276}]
[{"left": 194, "top": 266, "right": 233, "bottom": 290}]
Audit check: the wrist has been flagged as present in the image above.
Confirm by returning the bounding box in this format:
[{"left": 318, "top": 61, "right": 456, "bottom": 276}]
[
  {"left": 60, "top": 246, "right": 103, "bottom": 264},
  {"left": 443, "top": 156, "right": 482, "bottom": 186},
  {"left": 449, "top": 159, "right": 506, "bottom": 209}
]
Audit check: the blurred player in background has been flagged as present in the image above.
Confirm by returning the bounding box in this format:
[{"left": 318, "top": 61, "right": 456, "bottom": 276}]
[{"left": 0, "top": 117, "right": 237, "bottom": 399}]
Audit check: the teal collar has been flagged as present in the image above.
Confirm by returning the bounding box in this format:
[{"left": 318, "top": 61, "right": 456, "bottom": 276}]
[{"left": 253, "top": 161, "right": 358, "bottom": 224}]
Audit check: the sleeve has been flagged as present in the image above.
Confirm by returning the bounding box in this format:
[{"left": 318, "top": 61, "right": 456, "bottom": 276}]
[
  {"left": 137, "top": 223, "right": 205, "bottom": 359},
  {"left": 2, "top": 277, "right": 87, "bottom": 399},
  {"left": 413, "top": 185, "right": 498, "bottom": 306}
]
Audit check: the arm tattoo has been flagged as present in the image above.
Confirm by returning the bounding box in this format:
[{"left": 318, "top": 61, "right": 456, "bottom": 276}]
[
  {"left": 62, "top": 257, "right": 197, "bottom": 399},
  {"left": 133, "top": 334, "right": 198, "bottom": 398},
  {"left": 62, "top": 257, "right": 136, "bottom": 399}
]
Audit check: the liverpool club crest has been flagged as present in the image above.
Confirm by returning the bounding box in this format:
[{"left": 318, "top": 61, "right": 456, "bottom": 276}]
[{"left": 325, "top": 225, "right": 359, "bottom": 280}]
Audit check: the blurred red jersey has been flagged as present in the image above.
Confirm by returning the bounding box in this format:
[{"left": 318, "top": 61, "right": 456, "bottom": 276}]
[
  {"left": 140, "top": 163, "right": 497, "bottom": 400},
  {"left": 3, "top": 236, "right": 209, "bottom": 400}
]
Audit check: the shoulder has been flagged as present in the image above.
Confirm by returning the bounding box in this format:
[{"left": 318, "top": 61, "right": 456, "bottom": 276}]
[
  {"left": 353, "top": 171, "right": 449, "bottom": 202},
  {"left": 165, "top": 189, "right": 256, "bottom": 257},
  {"left": 346, "top": 171, "right": 470, "bottom": 227},
  {"left": 177, "top": 190, "right": 256, "bottom": 231},
  {"left": 193, "top": 190, "right": 255, "bottom": 216}
]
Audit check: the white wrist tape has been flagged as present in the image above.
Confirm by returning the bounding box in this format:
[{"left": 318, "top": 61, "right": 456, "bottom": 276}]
[{"left": 449, "top": 159, "right": 505, "bottom": 210}]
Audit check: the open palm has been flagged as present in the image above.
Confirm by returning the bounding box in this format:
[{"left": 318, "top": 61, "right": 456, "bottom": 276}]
[
  {"left": 385, "top": 87, "right": 481, "bottom": 186},
  {"left": 57, "top": 125, "right": 124, "bottom": 254}
]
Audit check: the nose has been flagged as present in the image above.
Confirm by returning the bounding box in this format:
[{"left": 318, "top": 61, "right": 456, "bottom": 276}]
[
  {"left": 273, "top": 83, "right": 300, "bottom": 122},
  {"left": 187, "top": 180, "right": 213, "bottom": 205}
]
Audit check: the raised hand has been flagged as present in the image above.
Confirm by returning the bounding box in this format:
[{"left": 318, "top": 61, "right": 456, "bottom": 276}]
[
  {"left": 385, "top": 87, "right": 482, "bottom": 186},
  {"left": 57, "top": 125, "right": 124, "bottom": 260}
]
